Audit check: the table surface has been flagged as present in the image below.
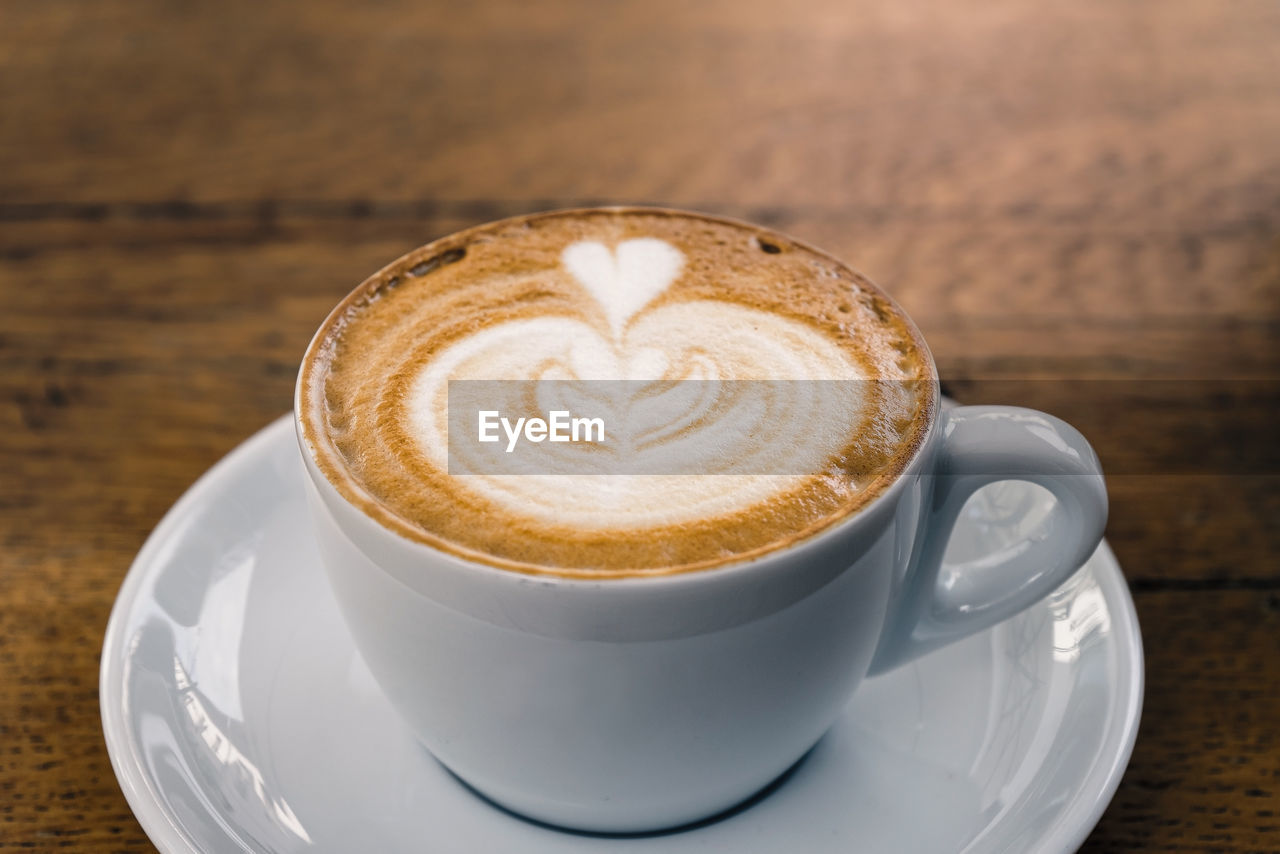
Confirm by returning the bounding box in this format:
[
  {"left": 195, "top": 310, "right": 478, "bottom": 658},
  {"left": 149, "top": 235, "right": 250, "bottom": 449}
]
[{"left": 2, "top": 1, "right": 1277, "bottom": 850}]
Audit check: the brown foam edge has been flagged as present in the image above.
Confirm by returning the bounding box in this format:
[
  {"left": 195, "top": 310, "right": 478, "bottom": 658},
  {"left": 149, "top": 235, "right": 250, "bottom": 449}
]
[{"left": 296, "top": 206, "right": 940, "bottom": 580}]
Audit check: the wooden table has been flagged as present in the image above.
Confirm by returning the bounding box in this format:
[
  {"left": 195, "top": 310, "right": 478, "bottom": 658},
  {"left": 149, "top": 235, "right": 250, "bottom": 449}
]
[{"left": 2, "top": 1, "right": 1277, "bottom": 849}]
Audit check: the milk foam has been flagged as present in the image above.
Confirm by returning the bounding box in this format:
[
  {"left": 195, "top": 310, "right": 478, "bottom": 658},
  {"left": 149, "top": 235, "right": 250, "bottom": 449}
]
[
  {"left": 300, "top": 209, "right": 935, "bottom": 576},
  {"left": 562, "top": 238, "right": 684, "bottom": 336},
  {"left": 408, "top": 241, "right": 869, "bottom": 529}
]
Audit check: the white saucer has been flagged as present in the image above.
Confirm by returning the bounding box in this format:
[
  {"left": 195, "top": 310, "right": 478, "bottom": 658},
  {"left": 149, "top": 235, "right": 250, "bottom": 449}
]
[{"left": 101, "top": 415, "right": 1143, "bottom": 854}]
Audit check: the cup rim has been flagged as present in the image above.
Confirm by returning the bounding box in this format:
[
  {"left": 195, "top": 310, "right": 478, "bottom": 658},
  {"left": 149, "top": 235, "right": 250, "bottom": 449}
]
[{"left": 294, "top": 205, "right": 941, "bottom": 583}]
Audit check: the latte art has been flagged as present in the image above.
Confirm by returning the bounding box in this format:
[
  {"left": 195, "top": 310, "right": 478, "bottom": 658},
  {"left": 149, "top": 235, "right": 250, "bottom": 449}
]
[
  {"left": 299, "top": 209, "right": 935, "bottom": 576},
  {"left": 562, "top": 238, "right": 684, "bottom": 336},
  {"left": 411, "top": 240, "right": 869, "bottom": 531}
]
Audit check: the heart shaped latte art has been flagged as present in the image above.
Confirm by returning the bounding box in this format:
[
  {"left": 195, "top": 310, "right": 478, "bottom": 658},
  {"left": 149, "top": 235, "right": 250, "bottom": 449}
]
[
  {"left": 562, "top": 238, "right": 685, "bottom": 337},
  {"left": 406, "top": 239, "right": 870, "bottom": 531}
]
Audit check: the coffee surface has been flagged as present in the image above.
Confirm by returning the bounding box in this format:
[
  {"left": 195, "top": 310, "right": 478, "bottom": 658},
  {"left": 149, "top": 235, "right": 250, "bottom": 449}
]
[{"left": 299, "top": 209, "right": 935, "bottom": 576}]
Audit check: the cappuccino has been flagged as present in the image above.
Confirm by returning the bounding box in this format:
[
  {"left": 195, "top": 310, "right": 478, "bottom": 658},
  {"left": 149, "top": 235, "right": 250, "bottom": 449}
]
[{"left": 298, "top": 209, "right": 935, "bottom": 576}]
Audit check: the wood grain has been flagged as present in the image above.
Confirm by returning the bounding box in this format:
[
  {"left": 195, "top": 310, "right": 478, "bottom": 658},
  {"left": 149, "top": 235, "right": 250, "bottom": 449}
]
[
  {"left": 1, "top": 0, "right": 1278, "bottom": 849},
  {"left": 1084, "top": 591, "right": 1280, "bottom": 852},
  {"left": 3, "top": 0, "right": 1279, "bottom": 221}
]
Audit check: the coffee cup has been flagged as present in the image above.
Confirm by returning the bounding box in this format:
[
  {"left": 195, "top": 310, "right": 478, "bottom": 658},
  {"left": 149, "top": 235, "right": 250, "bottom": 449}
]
[{"left": 294, "top": 208, "right": 1107, "bottom": 833}]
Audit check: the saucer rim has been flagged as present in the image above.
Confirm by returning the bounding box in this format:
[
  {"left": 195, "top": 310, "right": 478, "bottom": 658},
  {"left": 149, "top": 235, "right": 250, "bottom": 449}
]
[
  {"left": 99, "top": 414, "right": 1145, "bottom": 854},
  {"left": 1039, "top": 536, "right": 1144, "bottom": 853},
  {"left": 101, "top": 416, "right": 294, "bottom": 854}
]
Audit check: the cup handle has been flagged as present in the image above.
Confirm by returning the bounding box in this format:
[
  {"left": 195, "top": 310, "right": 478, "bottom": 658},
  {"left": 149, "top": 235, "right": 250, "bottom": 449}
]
[{"left": 867, "top": 405, "right": 1109, "bottom": 676}]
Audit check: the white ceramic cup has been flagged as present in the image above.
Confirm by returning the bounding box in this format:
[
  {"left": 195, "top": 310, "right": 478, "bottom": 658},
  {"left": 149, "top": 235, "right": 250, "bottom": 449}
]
[{"left": 296, "top": 325, "right": 1107, "bottom": 837}]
